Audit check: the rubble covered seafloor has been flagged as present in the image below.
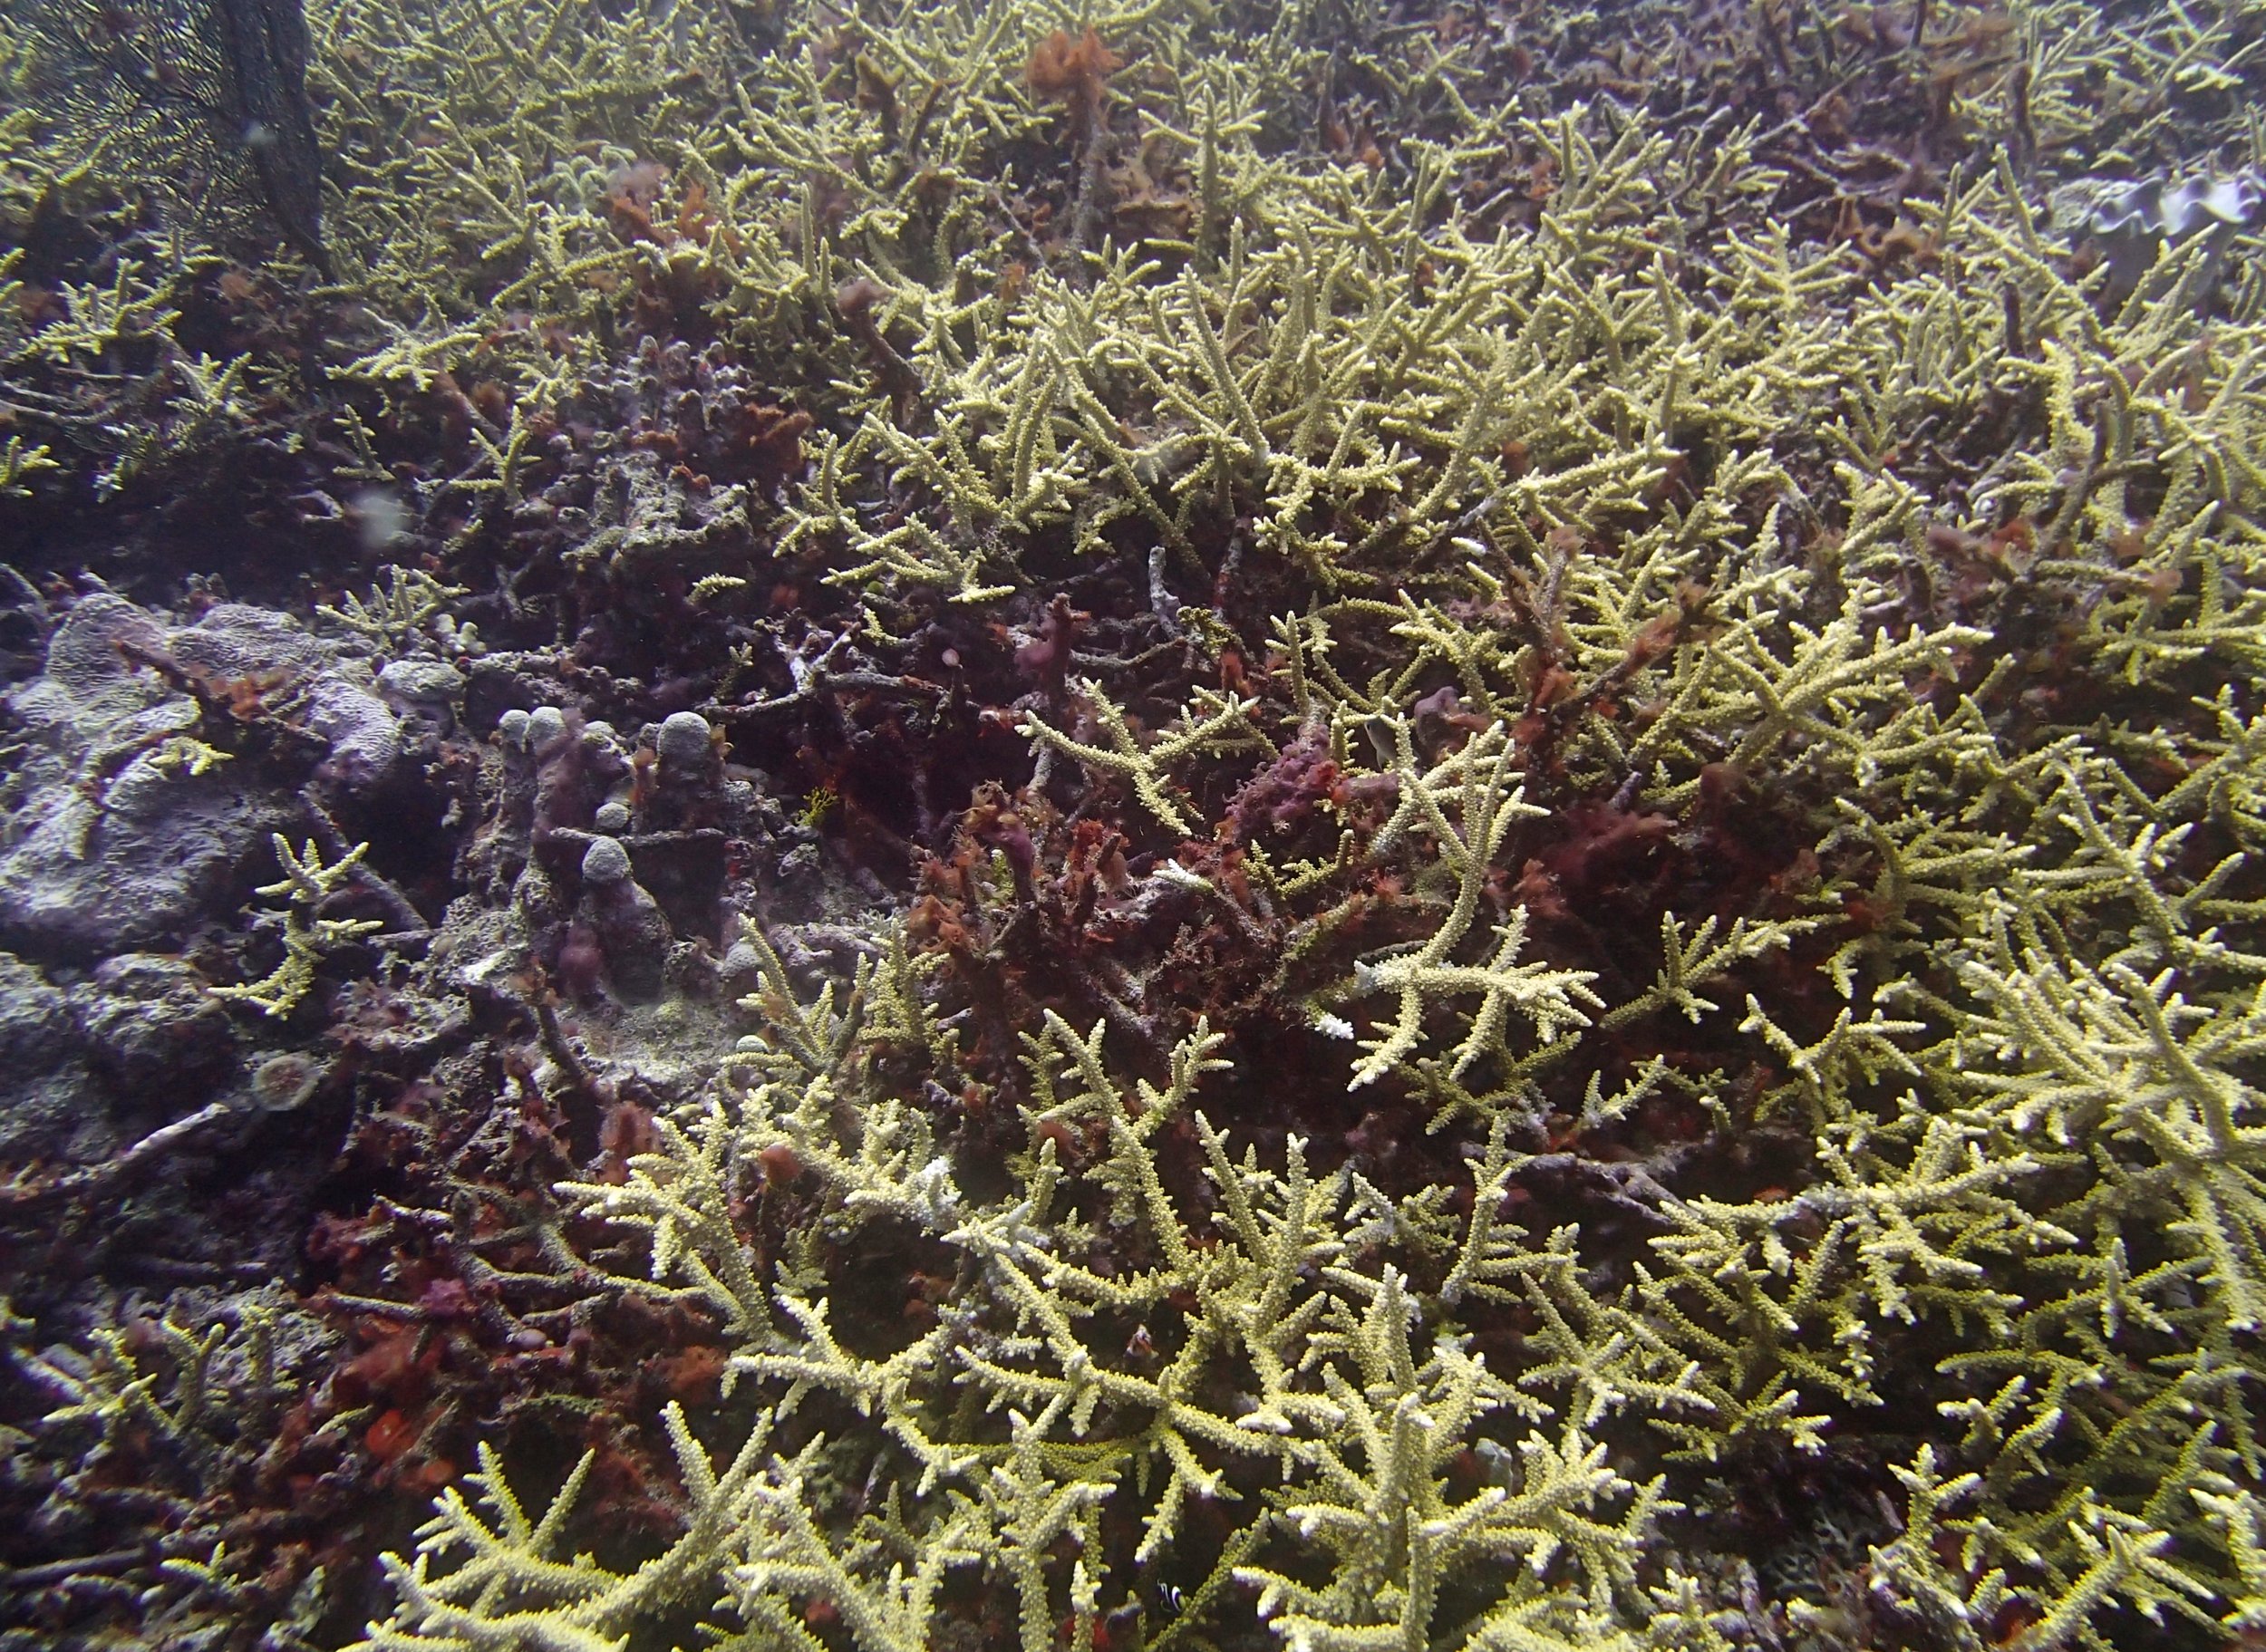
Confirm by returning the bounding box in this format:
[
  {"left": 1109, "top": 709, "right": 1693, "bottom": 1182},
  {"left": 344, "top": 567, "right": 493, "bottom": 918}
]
[{"left": 5, "top": 0, "right": 2266, "bottom": 1648}]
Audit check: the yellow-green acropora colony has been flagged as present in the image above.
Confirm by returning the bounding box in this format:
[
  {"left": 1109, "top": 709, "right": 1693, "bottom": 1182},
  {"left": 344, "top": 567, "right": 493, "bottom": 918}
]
[{"left": 5, "top": 0, "right": 2266, "bottom": 1649}]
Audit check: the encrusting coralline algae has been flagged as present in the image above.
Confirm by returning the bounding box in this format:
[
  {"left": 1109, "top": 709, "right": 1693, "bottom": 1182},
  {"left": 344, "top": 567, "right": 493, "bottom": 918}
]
[{"left": 3, "top": 2, "right": 2266, "bottom": 1649}]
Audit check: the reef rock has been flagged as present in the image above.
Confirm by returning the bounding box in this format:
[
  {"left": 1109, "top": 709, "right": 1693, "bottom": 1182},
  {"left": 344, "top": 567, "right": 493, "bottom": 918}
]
[
  {"left": 72, "top": 952, "right": 240, "bottom": 1099},
  {"left": 0, "top": 594, "right": 402, "bottom": 960}
]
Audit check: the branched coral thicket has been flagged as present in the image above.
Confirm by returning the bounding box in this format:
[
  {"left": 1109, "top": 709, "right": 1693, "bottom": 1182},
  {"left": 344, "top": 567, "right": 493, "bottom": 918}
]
[{"left": 8, "top": 0, "right": 2266, "bottom": 1647}]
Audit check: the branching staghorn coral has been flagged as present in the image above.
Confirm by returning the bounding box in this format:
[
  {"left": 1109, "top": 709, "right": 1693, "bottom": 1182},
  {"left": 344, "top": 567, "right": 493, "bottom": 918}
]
[
  {"left": 360, "top": 940, "right": 1697, "bottom": 1652},
  {"left": 10, "top": 1, "right": 2266, "bottom": 1648},
  {"left": 358, "top": 1408, "right": 781, "bottom": 1652},
  {"left": 208, "top": 834, "right": 383, "bottom": 1016},
  {"left": 357, "top": 633, "right": 2266, "bottom": 1640},
  {"left": 1324, "top": 720, "right": 1597, "bottom": 1090},
  {"left": 7, "top": 1297, "right": 339, "bottom": 1630},
  {"left": 316, "top": 565, "right": 474, "bottom": 654}
]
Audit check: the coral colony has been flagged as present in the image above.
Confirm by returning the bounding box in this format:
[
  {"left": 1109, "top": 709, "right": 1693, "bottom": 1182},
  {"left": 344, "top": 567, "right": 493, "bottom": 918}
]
[{"left": 5, "top": 1, "right": 2266, "bottom": 1649}]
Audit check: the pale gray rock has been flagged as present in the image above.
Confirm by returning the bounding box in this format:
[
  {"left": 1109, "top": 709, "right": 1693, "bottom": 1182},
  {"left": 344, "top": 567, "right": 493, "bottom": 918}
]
[
  {"left": 170, "top": 603, "right": 402, "bottom": 783},
  {"left": 655, "top": 710, "right": 712, "bottom": 765},
  {"left": 0, "top": 952, "right": 77, "bottom": 1073},
  {"left": 73, "top": 952, "right": 238, "bottom": 1099},
  {"left": 0, "top": 594, "right": 402, "bottom": 959},
  {"left": 376, "top": 657, "right": 468, "bottom": 707}
]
